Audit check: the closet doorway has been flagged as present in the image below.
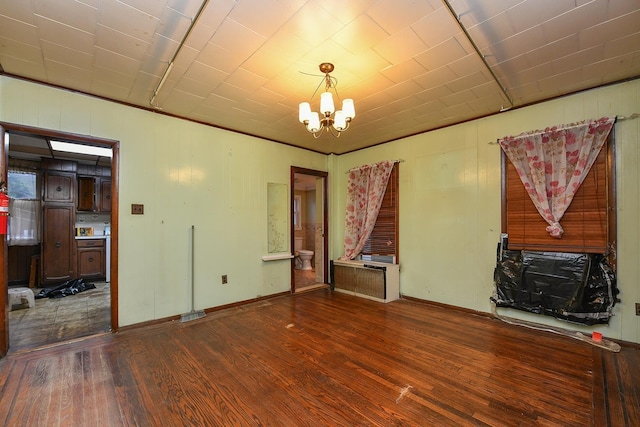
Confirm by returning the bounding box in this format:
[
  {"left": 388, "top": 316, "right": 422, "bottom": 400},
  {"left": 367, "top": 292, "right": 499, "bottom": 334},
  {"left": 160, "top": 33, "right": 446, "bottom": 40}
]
[{"left": 291, "top": 167, "right": 328, "bottom": 293}]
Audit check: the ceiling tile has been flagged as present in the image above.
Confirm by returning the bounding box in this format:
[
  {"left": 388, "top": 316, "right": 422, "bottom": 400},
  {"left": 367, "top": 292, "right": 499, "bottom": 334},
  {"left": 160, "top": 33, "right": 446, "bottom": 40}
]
[
  {"left": 41, "top": 40, "right": 93, "bottom": 71},
  {"left": 183, "top": 60, "right": 229, "bottom": 87},
  {"left": 0, "top": 54, "right": 47, "bottom": 80},
  {"left": 466, "top": 11, "right": 515, "bottom": 51},
  {"left": 35, "top": 15, "right": 95, "bottom": 54},
  {"left": 229, "top": 0, "right": 294, "bottom": 38},
  {"left": 0, "top": 1, "right": 36, "bottom": 24},
  {"left": 98, "top": 0, "right": 160, "bottom": 42},
  {"left": 118, "top": 0, "right": 167, "bottom": 18},
  {"left": 367, "top": 0, "right": 436, "bottom": 34},
  {"left": 414, "top": 37, "right": 467, "bottom": 71},
  {"left": 506, "top": 0, "right": 575, "bottom": 34},
  {"left": 0, "top": 36, "right": 42, "bottom": 64},
  {"left": 412, "top": 6, "right": 460, "bottom": 48},
  {"left": 580, "top": 10, "right": 640, "bottom": 50},
  {"left": 523, "top": 34, "right": 579, "bottom": 69},
  {"left": 157, "top": 5, "right": 195, "bottom": 42},
  {"left": 332, "top": 15, "right": 389, "bottom": 53},
  {"left": 374, "top": 28, "right": 429, "bottom": 65},
  {"left": 483, "top": 25, "right": 546, "bottom": 65},
  {"left": 279, "top": 1, "right": 344, "bottom": 47},
  {"left": 94, "top": 47, "right": 142, "bottom": 75},
  {"left": 381, "top": 59, "right": 427, "bottom": 84},
  {"left": 209, "top": 18, "right": 266, "bottom": 60},
  {"left": 551, "top": 45, "right": 603, "bottom": 75},
  {"left": 96, "top": 24, "right": 151, "bottom": 60},
  {"left": 540, "top": 1, "right": 607, "bottom": 42},
  {"left": 34, "top": 0, "right": 97, "bottom": 33},
  {"left": 0, "top": 15, "right": 40, "bottom": 47}
]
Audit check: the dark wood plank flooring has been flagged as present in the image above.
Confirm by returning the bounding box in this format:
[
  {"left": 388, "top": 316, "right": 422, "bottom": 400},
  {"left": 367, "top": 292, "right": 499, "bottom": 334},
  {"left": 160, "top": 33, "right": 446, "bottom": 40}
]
[{"left": 0, "top": 288, "right": 638, "bottom": 426}]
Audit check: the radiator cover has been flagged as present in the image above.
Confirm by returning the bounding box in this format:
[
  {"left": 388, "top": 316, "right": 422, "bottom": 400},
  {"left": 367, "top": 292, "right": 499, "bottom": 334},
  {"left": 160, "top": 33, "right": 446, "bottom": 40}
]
[{"left": 331, "top": 260, "right": 400, "bottom": 303}]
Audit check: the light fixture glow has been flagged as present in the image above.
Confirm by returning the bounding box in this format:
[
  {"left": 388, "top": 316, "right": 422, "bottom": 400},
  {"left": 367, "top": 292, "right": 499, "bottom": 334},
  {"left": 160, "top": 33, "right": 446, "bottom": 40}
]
[
  {"left": 50, "top": 140, "right": 112, "bottom": 158},
  {"left": 298, "top": 63, "right": 355, "bottom": 138}
]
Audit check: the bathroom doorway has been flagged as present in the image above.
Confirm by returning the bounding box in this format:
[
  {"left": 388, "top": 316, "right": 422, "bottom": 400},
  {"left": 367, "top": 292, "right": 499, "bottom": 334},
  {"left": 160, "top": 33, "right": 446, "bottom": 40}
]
[{"left": 291, "top": 167, "right": 328, "bottom": 293}]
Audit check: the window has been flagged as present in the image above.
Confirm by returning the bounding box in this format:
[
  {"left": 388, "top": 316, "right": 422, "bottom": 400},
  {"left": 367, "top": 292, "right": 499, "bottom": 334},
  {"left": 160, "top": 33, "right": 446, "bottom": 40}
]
[
  {"left": 8, "top": 170, "right": 40, "bottom": 246},
  {"left": 293, "top": 195, "right": 302, "bottom": 230},
  {"left": 502, "top": 131, "right": 615, "bottom": 257},
  {"left": 362, "top": 163, "right": 399, "bottom": 262},
  {"left": 8, "top": 171, "right": 37, "bottom": 199}
]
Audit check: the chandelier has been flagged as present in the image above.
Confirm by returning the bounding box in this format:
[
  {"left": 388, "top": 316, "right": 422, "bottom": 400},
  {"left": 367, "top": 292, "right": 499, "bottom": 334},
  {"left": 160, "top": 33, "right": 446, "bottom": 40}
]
[{"left": 298, "top": 63, "right": 355, "bottom": 138}]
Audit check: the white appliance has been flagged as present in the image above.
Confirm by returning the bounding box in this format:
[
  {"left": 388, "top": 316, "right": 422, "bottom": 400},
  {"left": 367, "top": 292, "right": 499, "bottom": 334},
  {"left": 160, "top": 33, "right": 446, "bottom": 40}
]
[{"left": 105, "top": 236, "right": 111, "bottom": 282}]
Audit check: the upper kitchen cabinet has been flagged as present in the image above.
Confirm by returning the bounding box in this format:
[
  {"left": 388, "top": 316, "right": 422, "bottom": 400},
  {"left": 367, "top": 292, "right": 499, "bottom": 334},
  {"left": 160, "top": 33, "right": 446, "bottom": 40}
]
[
  {"left": 77, "top": 177, "right": 95, "bottom": 210},
  {"left": 43, "top": 172, "right": 76, "bottom": 204},
  {"left": 76, "top": 165, "right": 111, "bottom": 212},
  {"left": 41, "top": 158, "right": 77, "bottom": 204},
  {"left": 99, "top": 179, "right": 111, "bottom": 212}
]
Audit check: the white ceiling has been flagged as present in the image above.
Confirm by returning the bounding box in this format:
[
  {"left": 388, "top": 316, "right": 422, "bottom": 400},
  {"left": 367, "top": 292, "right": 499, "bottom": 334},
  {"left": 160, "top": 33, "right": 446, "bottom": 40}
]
[{"left": 1, "top": 0, "right": 639, "bottom": 155}]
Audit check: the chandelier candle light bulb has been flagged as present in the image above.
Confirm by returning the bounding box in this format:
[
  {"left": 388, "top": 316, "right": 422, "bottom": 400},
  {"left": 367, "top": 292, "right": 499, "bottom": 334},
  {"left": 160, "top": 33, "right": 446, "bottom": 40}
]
[{"left": 298, "top": 63, "right": 355, "bottom": 138}]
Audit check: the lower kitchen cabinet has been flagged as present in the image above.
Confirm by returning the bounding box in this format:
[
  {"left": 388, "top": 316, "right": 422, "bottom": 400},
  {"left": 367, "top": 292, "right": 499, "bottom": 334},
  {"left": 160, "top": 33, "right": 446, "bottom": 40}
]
[
  {"left": 77, "top": 239, "right": 105, "bottom": 280},
  {"left": 42, "top": 205, "right": 76, "bottom": 284}
]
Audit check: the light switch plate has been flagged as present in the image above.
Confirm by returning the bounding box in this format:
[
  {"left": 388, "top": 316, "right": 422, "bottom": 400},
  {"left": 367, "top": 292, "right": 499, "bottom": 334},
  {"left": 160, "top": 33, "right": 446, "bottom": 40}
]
[{"left": 131, "top": 204, "right": 144, "bottom": 215}]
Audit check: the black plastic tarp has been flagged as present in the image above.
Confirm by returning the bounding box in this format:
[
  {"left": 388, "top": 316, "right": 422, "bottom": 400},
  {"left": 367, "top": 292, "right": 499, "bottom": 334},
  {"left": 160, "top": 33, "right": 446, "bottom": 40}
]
[
  {"left": 35, "top": 278, "right": 96, "bottom": 299},
  {"left": 492, "top": 247, "right": 618, "bottom": 325}
]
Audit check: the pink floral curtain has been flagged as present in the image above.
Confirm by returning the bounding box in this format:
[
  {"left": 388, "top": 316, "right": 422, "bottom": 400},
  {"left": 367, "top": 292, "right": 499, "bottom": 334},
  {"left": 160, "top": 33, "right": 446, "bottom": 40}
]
[
  {"left": 341, "top": 160, "right": 396, "bottom": 260},
  {"left": 499, "top": 117, "right": 614, "bottom": 238}
]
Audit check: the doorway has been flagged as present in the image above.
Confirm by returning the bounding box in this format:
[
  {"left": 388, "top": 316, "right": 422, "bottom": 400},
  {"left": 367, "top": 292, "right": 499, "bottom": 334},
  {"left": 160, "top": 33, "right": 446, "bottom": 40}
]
[
  {"left": 291, "top": 167, "right": 328, "bottom": 293},
  {"left": 0, "top": 123, "right": 119, "bottom": 355}
]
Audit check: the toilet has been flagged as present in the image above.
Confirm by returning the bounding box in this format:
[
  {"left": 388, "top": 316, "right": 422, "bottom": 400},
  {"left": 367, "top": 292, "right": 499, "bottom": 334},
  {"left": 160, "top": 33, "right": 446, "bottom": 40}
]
[{"left": 294, "top": 237, "right": 314, "bottom": 270}]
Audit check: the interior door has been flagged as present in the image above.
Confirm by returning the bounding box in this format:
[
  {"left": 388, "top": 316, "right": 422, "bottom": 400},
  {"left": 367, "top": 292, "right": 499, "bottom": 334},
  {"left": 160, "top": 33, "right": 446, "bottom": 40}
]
[{"left": 291, "top": 167, "right": 328, "bottom": 292}]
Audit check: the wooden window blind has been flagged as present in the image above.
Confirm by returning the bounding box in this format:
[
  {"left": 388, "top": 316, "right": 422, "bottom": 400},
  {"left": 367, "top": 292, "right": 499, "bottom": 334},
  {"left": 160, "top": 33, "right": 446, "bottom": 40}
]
[
  {"left": 362, "top": 163, "right": 399, "bottom": 261},
  {"left": 503, "top": 131, "right": 615, "bottom": 255}
]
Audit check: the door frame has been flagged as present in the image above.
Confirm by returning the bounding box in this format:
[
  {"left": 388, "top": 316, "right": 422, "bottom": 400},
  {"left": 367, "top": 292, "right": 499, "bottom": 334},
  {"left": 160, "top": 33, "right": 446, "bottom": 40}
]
[
  {"left": 0, "top": 122, "right": 119, "bottom": 357},
  {"left": 290, "top": 166, "right": 328, "bottom": 292}
]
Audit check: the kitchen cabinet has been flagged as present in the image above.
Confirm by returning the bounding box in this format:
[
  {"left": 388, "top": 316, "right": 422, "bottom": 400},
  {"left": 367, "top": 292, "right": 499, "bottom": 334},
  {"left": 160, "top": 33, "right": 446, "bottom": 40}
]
[
  {"left": 77, "top": 176, "right": 111, "bottom": 212},
  {"left": 99, "top": 179, "right": 112, "bottom": 212},
  {"left": 77, "top": 177, "right": 95, "bottom": 211},
  {"left": 43, "top": 171, "right": 76, "bottom": 204},
  {"left": 77, "top": 239, "right": 105, "bottom": 280},
  {"left": 41, "top": 205, "right": 76, "bottom": 283}
]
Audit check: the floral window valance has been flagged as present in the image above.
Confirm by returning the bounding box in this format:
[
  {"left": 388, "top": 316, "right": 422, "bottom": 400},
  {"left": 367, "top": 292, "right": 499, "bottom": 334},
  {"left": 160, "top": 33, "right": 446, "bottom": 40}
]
[{"left": 498, "top": 117, "right": 614, "bottom": 238}]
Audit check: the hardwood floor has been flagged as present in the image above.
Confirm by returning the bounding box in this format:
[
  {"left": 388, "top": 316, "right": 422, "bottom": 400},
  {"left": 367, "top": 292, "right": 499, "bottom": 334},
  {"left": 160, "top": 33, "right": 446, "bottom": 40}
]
[{"left": 0, "top": 288, "right": 637, "bottom": 426}]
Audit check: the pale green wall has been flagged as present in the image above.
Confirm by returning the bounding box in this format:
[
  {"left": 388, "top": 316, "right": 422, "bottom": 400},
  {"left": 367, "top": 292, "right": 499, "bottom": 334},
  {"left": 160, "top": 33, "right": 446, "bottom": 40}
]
[
  {"left": 330, "top": 80, "right": 640, "bottom": 344},
  {"left": 2, "top": 76, "right": 639, "bottom": 344},
  {"left": 0, "top": 76, "right": 327, "bottom": 326}
]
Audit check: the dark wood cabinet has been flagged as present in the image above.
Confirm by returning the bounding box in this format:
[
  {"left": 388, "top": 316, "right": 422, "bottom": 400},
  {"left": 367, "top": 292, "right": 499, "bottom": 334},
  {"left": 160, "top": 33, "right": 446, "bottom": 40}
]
[
  {"left": 43, "top": 172, "right": 75, "bottom": 204},
  {"left": 77, "top": 239, "right": 105, "bottom": 280},
  {"left": 41, "top": 205, "right": 76, "bottom": 284},
  {"left": 100, "top": 179, "right": 111, "bottom": 212},
  {"left": 77, "top": 177, "right": 95, "bottom": 211},
  {"left": 40, "top": 160, "right": 111, "bottom": 283},
  {"left": 77, "top": 177, "right": 111, "bottom": 212}
]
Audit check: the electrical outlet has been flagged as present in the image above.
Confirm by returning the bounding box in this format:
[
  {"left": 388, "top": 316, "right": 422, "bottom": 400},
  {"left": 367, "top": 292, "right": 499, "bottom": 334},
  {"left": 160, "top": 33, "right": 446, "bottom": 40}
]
[
  {"left": 221, "top": 275, "right": 228, "bottom": 284},
  {"left": 636, "top": 303, "right": 640, "bottom": 316}
]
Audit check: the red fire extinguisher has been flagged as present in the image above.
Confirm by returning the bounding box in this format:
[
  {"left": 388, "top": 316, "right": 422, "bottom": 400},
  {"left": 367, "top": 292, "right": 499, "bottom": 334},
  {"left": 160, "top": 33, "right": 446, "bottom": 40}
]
[{"left": 0, "top": 192, "right": 9, "bottom": 235}]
